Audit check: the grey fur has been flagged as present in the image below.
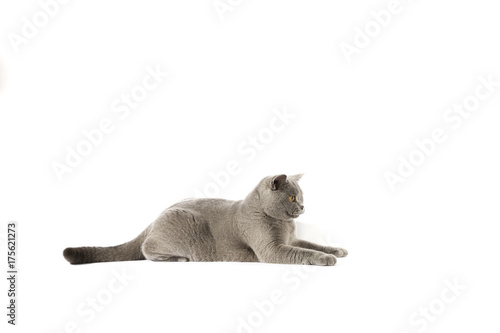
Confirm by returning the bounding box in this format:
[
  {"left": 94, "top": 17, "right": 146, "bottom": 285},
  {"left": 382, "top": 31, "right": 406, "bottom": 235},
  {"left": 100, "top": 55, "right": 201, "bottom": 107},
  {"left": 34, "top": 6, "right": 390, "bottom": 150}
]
[{"left": 63, "top": 174, "right": 348, "bottom": 266}]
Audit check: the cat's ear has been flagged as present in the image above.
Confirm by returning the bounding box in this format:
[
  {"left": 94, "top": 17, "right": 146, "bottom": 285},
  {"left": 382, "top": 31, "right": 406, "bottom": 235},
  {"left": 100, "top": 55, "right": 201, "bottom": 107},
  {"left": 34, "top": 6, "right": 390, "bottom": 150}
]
[
  {"left": 290, "top": 173, "right": 304, "bottom": 181},
  {"left": 271, "top": 174, "right": 288, "bottom": 190}
]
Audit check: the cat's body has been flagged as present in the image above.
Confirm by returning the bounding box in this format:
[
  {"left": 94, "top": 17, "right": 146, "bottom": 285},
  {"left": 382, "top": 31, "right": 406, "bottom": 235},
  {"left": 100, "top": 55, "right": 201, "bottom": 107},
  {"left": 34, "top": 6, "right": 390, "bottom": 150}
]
[{"left": 63, "top": 174, "right": 347, "bottom": 266}]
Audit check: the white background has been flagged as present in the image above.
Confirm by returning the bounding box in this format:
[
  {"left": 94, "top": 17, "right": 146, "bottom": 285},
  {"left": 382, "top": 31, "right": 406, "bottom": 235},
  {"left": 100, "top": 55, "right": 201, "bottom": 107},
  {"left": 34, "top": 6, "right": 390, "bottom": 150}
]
[{"left": 1, "top": 0, "right": 500, "bottom": 332}]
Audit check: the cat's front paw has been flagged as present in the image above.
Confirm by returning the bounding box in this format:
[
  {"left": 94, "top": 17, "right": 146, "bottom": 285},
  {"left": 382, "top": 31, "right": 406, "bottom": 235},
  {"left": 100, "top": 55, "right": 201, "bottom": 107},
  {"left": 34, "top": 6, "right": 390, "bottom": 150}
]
[
  {"left": 309, "top": 253, "right": 337, "bottom": 266},
  {"left": 325, "top": 247, "right": 348, "bottom": 258}
]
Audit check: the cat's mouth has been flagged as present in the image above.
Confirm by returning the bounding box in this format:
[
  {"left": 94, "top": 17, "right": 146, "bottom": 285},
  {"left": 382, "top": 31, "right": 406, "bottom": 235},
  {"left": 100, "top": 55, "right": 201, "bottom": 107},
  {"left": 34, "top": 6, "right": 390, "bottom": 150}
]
[
  {"left": 281, "top": 202, "right": 304, "bottom": 218},
  {"left": 288, "top": 210, "right": 304, "bottom": 218}
]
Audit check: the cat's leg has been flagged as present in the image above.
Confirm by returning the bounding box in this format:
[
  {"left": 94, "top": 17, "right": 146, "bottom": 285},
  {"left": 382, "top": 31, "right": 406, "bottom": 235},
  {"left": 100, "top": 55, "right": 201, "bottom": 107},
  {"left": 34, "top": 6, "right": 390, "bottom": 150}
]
[
  {"left": 274, "top": 245, "right": 337, "bottom": 265},
  {"left": 291, "top": 239, "right": 348, "bottom": 258},
  {"left": 252, "top": 240, "right": 337, "bottom": 266},
  {"left": 142, "top": 236, "right": 190, "bottom": 262},
  {"left": 142, "top": 208, "right": 217, "bottom": 262}
]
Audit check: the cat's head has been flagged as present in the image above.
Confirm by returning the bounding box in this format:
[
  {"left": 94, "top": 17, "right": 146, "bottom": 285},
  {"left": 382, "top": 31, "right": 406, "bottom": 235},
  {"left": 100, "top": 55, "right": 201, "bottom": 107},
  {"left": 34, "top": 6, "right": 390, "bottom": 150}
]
[{"left": 256, "top": 174, "right": 305, "bottom": 220}]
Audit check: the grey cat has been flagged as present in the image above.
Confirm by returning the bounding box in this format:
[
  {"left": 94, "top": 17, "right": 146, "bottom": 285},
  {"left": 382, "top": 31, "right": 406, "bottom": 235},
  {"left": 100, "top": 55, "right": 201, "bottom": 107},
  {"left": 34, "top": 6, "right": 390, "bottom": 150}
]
[{"left": 63, "top": 174, "right": 348, "bottom": 266}]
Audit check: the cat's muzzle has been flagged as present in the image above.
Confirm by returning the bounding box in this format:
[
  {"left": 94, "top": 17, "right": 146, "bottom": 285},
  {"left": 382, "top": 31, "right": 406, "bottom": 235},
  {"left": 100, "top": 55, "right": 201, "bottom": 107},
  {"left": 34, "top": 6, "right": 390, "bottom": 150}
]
[{"left": 291, "top": 208, "right": 305, "bottom": 218}]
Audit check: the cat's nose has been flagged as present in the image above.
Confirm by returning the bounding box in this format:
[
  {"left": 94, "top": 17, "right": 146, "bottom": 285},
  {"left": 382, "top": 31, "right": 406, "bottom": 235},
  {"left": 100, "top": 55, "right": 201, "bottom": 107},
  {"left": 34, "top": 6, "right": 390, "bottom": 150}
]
[{"left": 300, "top": 205, "right": 304, "bottom": 210}]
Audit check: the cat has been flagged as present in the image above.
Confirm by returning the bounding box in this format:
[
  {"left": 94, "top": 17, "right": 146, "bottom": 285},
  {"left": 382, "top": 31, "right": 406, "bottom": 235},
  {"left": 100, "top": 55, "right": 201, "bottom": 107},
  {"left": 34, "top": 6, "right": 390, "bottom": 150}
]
[{"left": 63, "top": 174, "right": 348, "bottom": 266}]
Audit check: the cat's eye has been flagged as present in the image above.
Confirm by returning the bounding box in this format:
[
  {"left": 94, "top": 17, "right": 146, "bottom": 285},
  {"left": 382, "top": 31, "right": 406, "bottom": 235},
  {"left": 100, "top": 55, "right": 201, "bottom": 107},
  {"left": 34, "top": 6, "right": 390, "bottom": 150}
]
[{"left": 289, "top": 196, "right": 295, "bottom": 202}]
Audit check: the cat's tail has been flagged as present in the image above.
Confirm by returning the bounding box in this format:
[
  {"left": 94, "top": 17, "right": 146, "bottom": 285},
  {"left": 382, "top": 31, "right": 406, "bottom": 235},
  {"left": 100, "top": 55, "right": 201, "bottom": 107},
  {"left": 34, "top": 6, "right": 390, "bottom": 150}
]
[{"left": 63, "top": 227, "right": 151, "bottom": 265}]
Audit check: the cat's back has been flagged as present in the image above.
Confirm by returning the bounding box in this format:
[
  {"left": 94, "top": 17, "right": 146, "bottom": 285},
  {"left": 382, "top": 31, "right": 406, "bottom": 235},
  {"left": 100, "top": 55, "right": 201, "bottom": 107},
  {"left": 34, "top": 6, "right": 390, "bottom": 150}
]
[
  {"left": 167, "top": 197, "right": 241, "bottom": 218},
  {"left": 162, "top": 197, "right": 244, "bottom": 245}
]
